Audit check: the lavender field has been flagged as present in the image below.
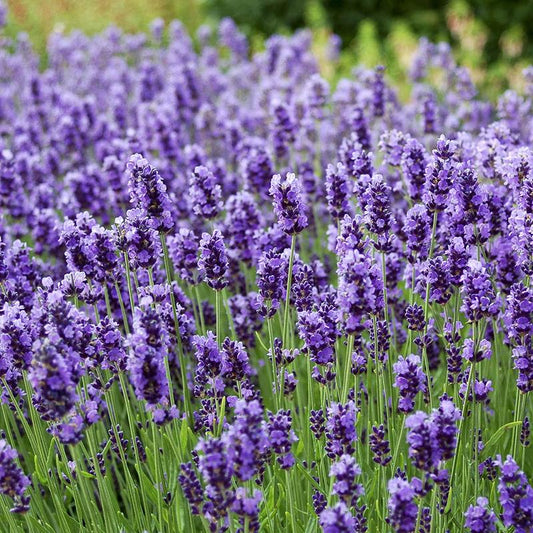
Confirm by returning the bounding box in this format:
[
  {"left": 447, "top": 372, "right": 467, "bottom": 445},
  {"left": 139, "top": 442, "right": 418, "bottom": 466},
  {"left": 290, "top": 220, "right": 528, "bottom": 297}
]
[{"left": 0, "top": 1, "right": 532, "bottom": 532}]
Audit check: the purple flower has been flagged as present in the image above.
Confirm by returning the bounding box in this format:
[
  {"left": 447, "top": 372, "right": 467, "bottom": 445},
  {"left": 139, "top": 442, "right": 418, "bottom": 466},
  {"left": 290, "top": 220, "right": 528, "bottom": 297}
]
[
  {"left": 497, "top": 455, "right": 533, "bottom": 532},
  {"left": 224, "top": 399, "right": 268, "bottom": 481},
  {"left": 239, "top": 139, "right": 274, "bottom": 198},
  {"left": 118, "top": 209, "right": 160, "bottom": 270},
  {"left": 403, "top": 204, "right": 430, "bottom": 261},
  {"left": 423, "top": 136, "right": 458, "bottom": 212},
  {"left": 167, "top": 228, "right": 199, "bottom": 285},
  {"left": 422, "top": 92, "right": 437, "bottom": 134},
  {"left": 372, "top": 65, "right": 386, "bottom": 118},
  {"left": 337, "top": 248, "right": 382, "bottom": 334},
  {"left": 193, "top": 332, "right": 222, "bottom": 389},
  {"left": 370, "top": 424, "right": 392, "bottom": 466},
  {"left": 271, "top": 102, "right": 295, "bottom": 160},
  {"left": 405, "top": 395, "right": 460, "bottom": 472},
  {"left": 93, "top": 316, "right": 126, "bottom": 370},
  {"left": 325, "top": 401, "right": 357, "bottom": 459},
  {"left": 179, "top": 462, "right": 203, "bottom": 515},
  {"left": 505, "top": 282, "right": 533, "bottom": 341},
  {"left": 231, "top": 488, "right": 262, "bottom": 533},
  {"left": 297, "top": 309, "right": 336, "bottom": 365},
  {"left": 386, "top": 477, "right": 419, "bottom": 533},
  {"left": 330, "top": 454, "right": 364, "bottom": 506},
  {"left": 464, "top": 497, "right": 496, "bottom": 533},
  {"left": 401, "top": 138, "right": 428, "bottom": 201},
  {"left": 462, "top": 338, "right": 492, "bottom": 363},
  {"left": 460, "top": 260, "right": 500, "bottom": 322},
  {"left": 220, "top": 337, "right": 252, "bottom": 385},
  {"left": 425, "top": 256, "right": 452, "bottom": 305},
  {"left": 127, "top": 307, "right": 170, "bottom": 405},
  {"left": 512, "top": 342, "right": 533, "bottom": 393},
  {"left": 270, "top": 172, "right": 308, "bottom": 235},
  {"left": 364, "top": 174, "right": 394, "bottom": 250},
  {"left": 198, "top": 229, "right": 228, "bottom": 291},
  {"left": 447, "top": 237, "right": 469, "bottom": 285},
  {"left": 326, "top": 162, "right": 353, "bottom": 221},
  {"left": 256, "top": 250, "right": 288, "bottom": 318},
  {"left": 228, "top": 293, "right": 263, "bottom": 347},
  {"left": 340, "top": 136, "right": 373, "bottom": 183},
  {"left": 29, "top": 341, "right": 79, "bottom": 421},
  {"left": 267, "top": 409, "right": 296, "bottom": 469},
  {"left": 223, "top": 191, "right": 263, "bottom": 265},
  {"left": 404, "top": 304, "right": 426, "bottom": 331},
  {"left": 59, "top": 212, "right": 98, "bottom": 279},
  {"left": 126, "top": 153, "right": 173, "bottom": 232},
  {"left": 0, "top": 301, "right": 33, "bottom": 372},
  {"left": 189, "top": 165, "right": 222, "bottom": 220},
  {"left": 393, "top": 354, "right": 427, "bottom": 413},
  {"left": 196, "top": 437, "right": 234, "bottom": 522},
  {"left": 319, "top": 502, "right": 356, "bottom": 533},
  {"left": 0, "top": 440, "right": 30, "bottom": 513}
]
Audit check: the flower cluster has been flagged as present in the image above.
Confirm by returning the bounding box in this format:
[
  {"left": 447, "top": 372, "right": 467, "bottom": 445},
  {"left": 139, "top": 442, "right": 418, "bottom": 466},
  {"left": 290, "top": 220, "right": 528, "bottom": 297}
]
[{"left": 0, "top": 6, "right": 531, "bottom": 532}]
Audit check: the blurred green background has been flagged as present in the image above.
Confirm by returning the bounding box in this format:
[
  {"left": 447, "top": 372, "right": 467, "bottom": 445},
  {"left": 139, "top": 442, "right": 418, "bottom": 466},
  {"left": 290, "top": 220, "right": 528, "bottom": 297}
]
[{"left": 5, "top": 0, "right": 533, "bottom": 95}]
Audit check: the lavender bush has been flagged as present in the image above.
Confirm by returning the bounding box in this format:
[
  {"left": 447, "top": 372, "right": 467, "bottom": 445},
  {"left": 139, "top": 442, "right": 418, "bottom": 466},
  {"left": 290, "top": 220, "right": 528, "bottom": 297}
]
[{"left": 0, "top": 2, "right": 531, "bottom": 532}]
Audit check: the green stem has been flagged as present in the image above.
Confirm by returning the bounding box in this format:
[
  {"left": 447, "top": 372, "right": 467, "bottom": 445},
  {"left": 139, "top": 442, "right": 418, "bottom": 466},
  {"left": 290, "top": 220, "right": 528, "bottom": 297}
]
[
  {"left": 444, "top": 359, "right": 475, "bottom": 514},
  {"left": 282, "top": 235, "right": 296, "bottom": 348}
]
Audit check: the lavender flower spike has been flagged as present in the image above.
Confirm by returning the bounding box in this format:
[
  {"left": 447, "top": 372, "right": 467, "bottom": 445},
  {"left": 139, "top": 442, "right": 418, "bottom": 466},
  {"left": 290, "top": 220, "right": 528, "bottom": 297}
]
[{"left": 270, "top": 172, "right": 308, "bottom": 235}]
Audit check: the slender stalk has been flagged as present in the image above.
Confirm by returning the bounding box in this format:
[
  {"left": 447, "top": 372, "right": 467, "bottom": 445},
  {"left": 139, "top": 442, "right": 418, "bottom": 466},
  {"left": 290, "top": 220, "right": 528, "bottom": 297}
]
[
  {"left": 281, "top": 235, "right": 296, "bottom": 348},
  {"left": 422, "top": 211, "right": 438, "bottom": 409},
  {"left": 444, "top": 359, "right": 475, "bottom": 514}
]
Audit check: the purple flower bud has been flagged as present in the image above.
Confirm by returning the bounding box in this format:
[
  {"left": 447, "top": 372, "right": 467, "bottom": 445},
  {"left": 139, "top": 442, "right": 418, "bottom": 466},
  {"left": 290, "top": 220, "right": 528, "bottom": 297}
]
[
  {"left": 127, "top": 307, "right": 170, "bottom": 405},
  {"left": 403, "top": 204, "right": 430, "bottom": 261},
  {"left": 497, "top": 455, "right": 533, "bottom": 531},
  {"left": 404, "top": 304, "right": 426, "bottom": 331},
  {"left": 464, "top": 497, "right": 496, "bottom": 533},
  {"left": 423, "top": 136, "right": 458, "bottom": 212},
  {"left": 270, "top": 172, "right": 308, "bottom": 235},
  {"left": 325, "top": 401, "right": 357, "bottom": 459},
  {"left": 256, "top": 250, "right": 288, "bottom": 318},
  {"left": 126, "top": 154, "right": 173, "bottom": 232},
  {"left": 319, "top": 502, "right": 357, "bottom": 533},
  {"left": 119, "top": 209, "right": 161, "bottom": 270},
  {"left": 0, "top": 440, "right": 30, "bottom": 513},
  {"left": 167, "top": 228, "right": 199, "bottom": 285},
  {"left": 325, "top": 162, "right": 353, "bottom": 221},
  {"left": 460, "top": 260, "right": 500, "bottom": 322},
  {"left": 198, "top": 229, "right": 228, "bottom": 291},
  {"left": 386, "top": 477, "right": 419, "bottom": 533},
  {"left": 330, "top": 454, "right": 364, "bottom": 507},
  {"left": 267, "top": 409, "right": 296, "bottom": 469},
  {"left": 393, "top": 354, "right": 427, "bottom": 413},
  {"left": 401, "top": 138, "right": 428, "bottom": 201},
  {"left": 189, "top": 165, "right": 222, "bottom": 220},
  {"left": 370, "top": 424, "right": 392, "bottom": 466}
]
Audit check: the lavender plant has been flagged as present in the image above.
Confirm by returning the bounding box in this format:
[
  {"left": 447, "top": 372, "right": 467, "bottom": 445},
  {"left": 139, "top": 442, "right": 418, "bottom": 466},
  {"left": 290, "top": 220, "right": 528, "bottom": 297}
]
[{"left": 0, "top": 3, "right": 531, "bottom": 531}]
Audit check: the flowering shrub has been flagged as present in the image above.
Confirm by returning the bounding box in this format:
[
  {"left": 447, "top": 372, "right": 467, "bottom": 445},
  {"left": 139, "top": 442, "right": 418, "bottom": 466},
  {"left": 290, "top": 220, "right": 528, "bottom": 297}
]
[{"left": 0, "top": 3, "right": 532, "bottom": 532}]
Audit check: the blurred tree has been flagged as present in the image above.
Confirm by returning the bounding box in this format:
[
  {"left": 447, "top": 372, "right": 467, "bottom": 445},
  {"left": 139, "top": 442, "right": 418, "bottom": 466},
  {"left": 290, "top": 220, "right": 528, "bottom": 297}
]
[
  {"left": 207, "top": 0, "right": 307, "bottom": 36},
  {"left": 207, "top": 0, "right": 533, "bottom": 64}
]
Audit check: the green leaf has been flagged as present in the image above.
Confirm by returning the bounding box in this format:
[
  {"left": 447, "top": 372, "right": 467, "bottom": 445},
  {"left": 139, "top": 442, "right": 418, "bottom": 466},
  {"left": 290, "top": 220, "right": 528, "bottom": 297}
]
[
  {"left": 138, "top": 467, "right": 160, "bottom": 505},
  {"left": 295, "top": 438, "right": 304, "bottom": 456},
  {"left": 79, "top": 470, "right": 96, "bottom": 480},
  {"left": 46, "top": 438, "right": 56, "bottom": 469},
  {"left": 484, "top": 421, "right": 522, "bottom": 449},
  {"left": 179, "top": 418, "right": 189, "bottom": 455},
  {"left": 216, "top": 396, "right": 226, "bottom": 436},
  {"left": 25, "top": 516, "right": 57, "bottom": 533},
  {"left": 295, "top": 462, "right": 322, "bottom": 493},
  {"left": 34, "top": 454, "right": 47, "bottom": 485}
]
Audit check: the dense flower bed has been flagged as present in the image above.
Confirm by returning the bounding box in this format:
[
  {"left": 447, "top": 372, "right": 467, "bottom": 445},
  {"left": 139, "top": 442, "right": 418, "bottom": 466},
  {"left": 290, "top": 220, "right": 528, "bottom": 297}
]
[{"left": 0, "top": 4, "right": 532, "bottom": 532}]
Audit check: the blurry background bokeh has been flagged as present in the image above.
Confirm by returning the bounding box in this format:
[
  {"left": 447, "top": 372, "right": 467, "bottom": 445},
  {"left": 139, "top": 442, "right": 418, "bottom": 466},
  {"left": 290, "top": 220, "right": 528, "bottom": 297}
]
[{"left": 5, "top": 0, "right": 533, "bottom": 96}]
